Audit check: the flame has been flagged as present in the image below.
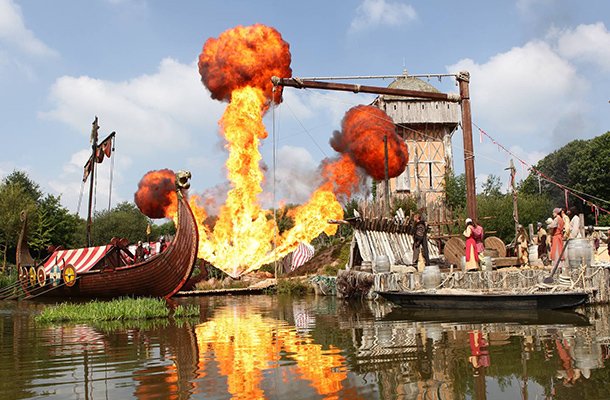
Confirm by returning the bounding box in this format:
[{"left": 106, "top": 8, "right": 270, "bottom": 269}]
[
  {"left": 195, "top": 306, "right": 347, "bottom": 399},
  {"left": 194, "top": 25, "right": 344, "bottom": 277},
  {"left": 330, "top": 105, "right": 408, "bottom": 180},
  {"left": 320, "top": 154, "right": 360, "bottom": 198},
  {"left": 134, "top": 169, "right": 177, "bottom": 219},
  {"left": 198, "top": 24, "right": 291, "bottom": 106}
]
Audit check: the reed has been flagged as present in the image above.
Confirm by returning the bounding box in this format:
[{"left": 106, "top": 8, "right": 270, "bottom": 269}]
[
  {"left": 173, "top": 304, "right": 199, "bottom": 318},
  {"left": 35, "top": 297, "right": 172, "bottom": 323}
]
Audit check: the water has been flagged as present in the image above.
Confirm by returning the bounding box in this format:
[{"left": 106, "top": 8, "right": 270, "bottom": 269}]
[{"left": 1, "top": 295, "right": 610, "bottom": 399}]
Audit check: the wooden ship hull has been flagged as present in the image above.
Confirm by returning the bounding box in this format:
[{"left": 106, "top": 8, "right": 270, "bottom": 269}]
[
  {"left": 17, "top": 184, "right": 199, "bottom": 299},
  {"left": 377, "top": 290, "right": 588, "bottom": 310}
]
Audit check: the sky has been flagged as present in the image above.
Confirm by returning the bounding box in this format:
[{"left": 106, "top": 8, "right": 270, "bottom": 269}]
[{"left": 1, "top": 0, "right": 610, "bottom": 218}]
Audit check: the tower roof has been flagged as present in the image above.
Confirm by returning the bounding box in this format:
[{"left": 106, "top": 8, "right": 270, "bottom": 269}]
[{"left": 380, "top": 76, "right": 440, "bottom": 101}]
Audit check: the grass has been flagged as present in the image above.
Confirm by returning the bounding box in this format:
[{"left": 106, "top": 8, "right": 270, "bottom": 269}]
[
  {"left": 34, "top": 297, "right": 198, "bottom": 323},
  {"left": 173, "top": 304, "right": 199, "bottom": 318}
]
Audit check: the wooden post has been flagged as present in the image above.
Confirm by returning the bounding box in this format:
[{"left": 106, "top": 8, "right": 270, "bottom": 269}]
[
  {"left": 384, "top": 134, "right": 390, "bottom": 215},
  {"left": 457, "top": 72, "right": 477, "bottom": 220},
  {"left": 508, "top": 159, "right": 519, "bottom": 236},
  {"left": 86, "top": 117, "right": 99, "bottom": 247}
]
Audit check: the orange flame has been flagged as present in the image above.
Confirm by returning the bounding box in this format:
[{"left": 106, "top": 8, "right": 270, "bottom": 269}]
[
  {"left": 198, "top": 24, "right": 291, "bottom": 106},
  {"left": 320, "top": 154, "right": 360, "bottom": 198},
  {"left": 134, "top": 169, "right": 177, "bottom": 219},
  {"left": 330, "top": 105, "right": 408, "bottom": 180},
  {"left": 195, "top": 306, "right": 347, "bottom": 399},
  {"left": 194, "top": 25, "right": 344, "bottom": 278}
]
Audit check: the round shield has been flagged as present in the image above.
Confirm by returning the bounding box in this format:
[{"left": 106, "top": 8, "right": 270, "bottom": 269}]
[
  {"left": 37, "top": 266, "right": 47, "bottom": 287},
  {"left": 28, "top": 267, "right": 37, "bottom": 287},
  {"left": 62, "top": 264, "right": 77, "bottom": 287},
  {"left": 49, "top": 264, "right": 61, "bottom": 287}
]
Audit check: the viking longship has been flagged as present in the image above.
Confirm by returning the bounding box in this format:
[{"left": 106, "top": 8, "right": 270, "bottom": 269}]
[
  {"left": 16, "top": 170, "right": 198, "bottom": 299},
  {"left": 15, "top": 118, "right": 198, "bottom": 299}
]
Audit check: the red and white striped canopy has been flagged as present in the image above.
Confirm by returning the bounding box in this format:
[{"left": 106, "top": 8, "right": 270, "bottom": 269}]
[
  {"left": 43, "top": 245, "right": 112, "bottom": 274},
  {"left": 291, "top": 242, "right": 315, "bottom": 271}
]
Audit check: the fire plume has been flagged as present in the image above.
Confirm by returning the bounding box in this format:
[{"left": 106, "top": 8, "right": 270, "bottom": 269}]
[
  {"left": 198, "top": 24, "right": 291, "bottom": 105},
  {"left": 134, "top": 169, "right": 177, "bottom": 219},
  {"left": 195, "top": 25, "right": 343, "bottom": 278},
  {"left": 331, "top": 105, "right": 408, "bottom": 180}
]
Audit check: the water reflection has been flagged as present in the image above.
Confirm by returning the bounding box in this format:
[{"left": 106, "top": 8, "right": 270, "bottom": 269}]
[{"left": 1, "top": 297, "right": 610, "bottom": 399}]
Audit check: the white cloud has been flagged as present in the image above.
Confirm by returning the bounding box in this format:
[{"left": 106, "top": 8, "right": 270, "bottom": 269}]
[
  {"left": 0, "top": 0, "right": 57, "bottom": 57},
  {"left": 554, "top": 22, "right": 610, "bottom": 71},
  {"left": 447, "top": 40, "right": 588, "bottom": 139},
  {"left": 350, "top": 0, "right": 416, "bottom": 33},
  {"left": 41, "top": 58, "right": 225, "bottom": 156}
]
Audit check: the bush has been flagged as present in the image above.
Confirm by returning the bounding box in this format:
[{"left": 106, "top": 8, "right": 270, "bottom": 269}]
[{"left": 276, "top": 278, "right": 312, "bottom": 295}]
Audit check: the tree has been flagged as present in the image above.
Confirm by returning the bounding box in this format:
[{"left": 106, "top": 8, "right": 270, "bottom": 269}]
[
  {"left": 0, "top": 183, "right": 36, "bottom": 270},
  {"left": 444, "top": 171, "right": 466, "bottom": 212},
  {"left": 481, "top": 174, "right": 502, "bottom": 197},
  {"left": 2, "top": 170, "right": 42, "bottom": 203},
  {"left": 91, "top": 202, "right": 150, "bottom": 245},
  {"left": 37, "top": 195, "right": 85, "bottom": 249},
  {"left": 521, "top": 132, "right": 610, "bottom": 224}
]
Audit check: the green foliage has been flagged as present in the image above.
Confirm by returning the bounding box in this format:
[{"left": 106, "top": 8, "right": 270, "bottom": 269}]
[
  {"left": 173, "top": 304, "right": 199, "bottom": 318},
  {"left": 481, "top": 174, "right": 503, "bottom": 197},
  {"left": 92, "top": 202, "right": 150, "bottom": 245},
  {"left": 35, "top": 297, "right": 171, "bottom": 323},
  {"left": 521, "top": 132, "right": 610, "bottom": 224},
  {"left": 2, "top": 170, "right": 42, "bottom": 203},
  {"left": 444, "top": 171, "right": 466, "bottom": 212},
  {"left": 478, "top": 193, "right": 553, "bottom": 243},
  {"left": 150, "top": 220, "right": 176, "bottom": 240},
  {"left": 0, "top": 180, "right": 37, "bottom": 269},
  {"left": 391, "top": 194, "right": 418, "bottom": 215},
  {"left": 0, "top": 268, "right": 17, "bottom": 288},
  {"left": 276, "top": 278, "right": 312, "bottom": 295},
  {"left": 38, "top": 195, "right": 84, "bottom": 248}
]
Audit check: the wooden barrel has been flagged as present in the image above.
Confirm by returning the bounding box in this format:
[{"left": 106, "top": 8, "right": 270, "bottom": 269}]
[
  {"left": 484, "top": 236, "right": 506, "bottom": 257},
  {"left": 443, "top": 237, "right": 466, "bottom": 266}
]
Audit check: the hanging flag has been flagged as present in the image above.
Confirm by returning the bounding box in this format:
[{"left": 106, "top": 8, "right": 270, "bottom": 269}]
[
  {"left": 564, "top": 189, "right": 569, "bottom": 210},
  {"left": 291, "top": 242, "right": 315, "bottom": 271},
  {"left": 83, "top": 156, "right": 93, "bottom": 182},
  {"left": 96, "top": 132, "right": 115, "bottom": 163},
  {"left": 146, "top": 223, "right": 151, "bottom": 237}
]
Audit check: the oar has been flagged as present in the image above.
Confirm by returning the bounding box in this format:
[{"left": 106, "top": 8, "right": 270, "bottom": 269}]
[{"left": 543, "top": 239, "right": 570, "bottom": 284}]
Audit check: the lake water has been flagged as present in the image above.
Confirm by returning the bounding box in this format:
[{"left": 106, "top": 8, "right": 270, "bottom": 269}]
[{"left": 1, "top": 295, "right": 609, "bottom": 399}]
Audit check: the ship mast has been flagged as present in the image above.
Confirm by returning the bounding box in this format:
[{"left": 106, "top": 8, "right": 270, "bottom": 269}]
[{"left": 86, "top": 117, "right": 99, "bottom": 247}]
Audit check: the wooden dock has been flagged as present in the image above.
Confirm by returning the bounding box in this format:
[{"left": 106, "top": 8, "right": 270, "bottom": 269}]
[{"left": 176, "top": 278, "right": 277, "bottom": 296}]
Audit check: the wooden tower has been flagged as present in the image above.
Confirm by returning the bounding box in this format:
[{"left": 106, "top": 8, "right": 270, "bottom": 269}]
[{"left": 373, "top": 76, "right": 460, "bottom": 215}]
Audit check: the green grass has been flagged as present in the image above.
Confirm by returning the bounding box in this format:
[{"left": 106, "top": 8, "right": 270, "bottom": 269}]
[
  {"left": 173, "top": 304, "right": 199, "bottom": 318},
  {"left": 35, "top": 297, "right": 173, "bottom": 323}
]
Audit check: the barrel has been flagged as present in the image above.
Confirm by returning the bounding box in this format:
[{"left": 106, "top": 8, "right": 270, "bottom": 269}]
[
  {"left": 567, "top": 239, "right": 592, "bottom": 269},
  {"left": 373, "top": 255, "right": 391, "bottom": 273},
  {"left": 481, "top": 256, "right": 493, "bottom": 271},
  {"left": 528, "top": 244, "right": 538, "bottom": 264},
  {"left": 422, "top": 265, "right": 441, "bottom": 288}
]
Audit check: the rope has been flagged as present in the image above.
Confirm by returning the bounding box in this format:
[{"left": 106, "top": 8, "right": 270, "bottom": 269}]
[
  {"left": 76, "top": 179, "right": 85, "bottom": 215},
  {"left": 108, "top": 135, "right": 115, "bottom": 211}
]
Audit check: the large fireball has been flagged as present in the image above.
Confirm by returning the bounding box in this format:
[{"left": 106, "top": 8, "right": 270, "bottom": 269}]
[
  {"left": 134, "top": 169, "right": 177, "bottom": 219},
  {"left": 331, "top": 105, "right": 408, "bottom": 180}
]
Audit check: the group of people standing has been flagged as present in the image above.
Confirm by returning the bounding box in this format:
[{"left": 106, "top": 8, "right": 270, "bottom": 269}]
[
  {"left": 533, "top": 206, "right": 584, "bottom": 268},
  {"left": 409, "top": 214, "right": 486, "bottom": 271}
]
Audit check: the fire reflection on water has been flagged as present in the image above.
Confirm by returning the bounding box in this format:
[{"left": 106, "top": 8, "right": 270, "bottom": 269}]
[{"left": 194, "top": 306, "right": 347, "bottom": 399}]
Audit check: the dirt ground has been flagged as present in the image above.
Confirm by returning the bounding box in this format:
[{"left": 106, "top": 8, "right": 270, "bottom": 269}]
[{"left": 286, "top": 241, "right": 348, "bottom": 277}]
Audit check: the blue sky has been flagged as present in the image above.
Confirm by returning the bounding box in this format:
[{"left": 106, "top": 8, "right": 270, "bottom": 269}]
[{"left": 1, "top": 0, "right": 610, "bottom": 217}]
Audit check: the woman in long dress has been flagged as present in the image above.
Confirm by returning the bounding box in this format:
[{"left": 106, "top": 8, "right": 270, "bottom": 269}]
[
  {"left": 464, "top": 218, "right": 479, "bottom": 271},
  {"left": 549, "top": 208, "right": 565, "bottom": 267}
]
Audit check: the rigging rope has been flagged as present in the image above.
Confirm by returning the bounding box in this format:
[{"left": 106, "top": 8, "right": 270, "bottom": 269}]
[
  {"left": 76, "top": 179, "right": 85, "bottom": 216},
  {"left": 108, "top": 135, "right": 115, "bottom": 211}
]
